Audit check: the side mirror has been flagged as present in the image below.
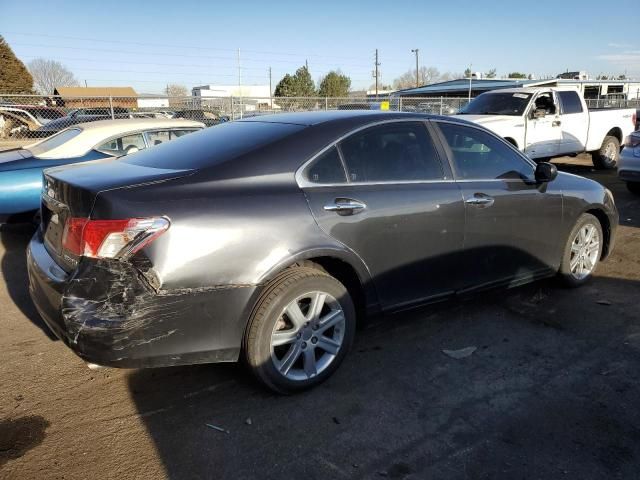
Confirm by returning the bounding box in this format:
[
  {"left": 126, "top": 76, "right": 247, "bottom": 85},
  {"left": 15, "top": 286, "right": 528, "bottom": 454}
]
[
  {"left": 535, "top": 162, "right": 558, "bottom": 183},
  {"left": 533, "top": 108, "right": 546, "bottom": 119}
]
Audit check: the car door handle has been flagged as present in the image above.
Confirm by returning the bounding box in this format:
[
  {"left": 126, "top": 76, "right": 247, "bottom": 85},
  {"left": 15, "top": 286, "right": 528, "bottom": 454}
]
[
  {"left": 324, "top": 198, "right": 367, "bottom": 215},
  {"left": 465, "top": 194, "right": 495, "bottom": 208},
  {"left": 552, "top": 120, "right": 561, "bottom": 127}
]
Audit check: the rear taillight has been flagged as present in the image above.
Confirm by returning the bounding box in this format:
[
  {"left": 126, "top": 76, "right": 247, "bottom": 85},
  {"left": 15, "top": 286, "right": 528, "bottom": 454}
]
[
  {"left": 62, "top": 217, "right": 170, "bottom": 259},
  {"left": 624, "top": 134, "right": 640, "bottom": 148}
]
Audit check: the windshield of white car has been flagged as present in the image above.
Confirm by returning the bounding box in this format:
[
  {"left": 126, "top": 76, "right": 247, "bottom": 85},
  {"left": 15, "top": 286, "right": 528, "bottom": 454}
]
[
  {"left": 459, "top": 92, "right": 533, "bottom": 116},
  {"left": 27, "top": 128, "right": 83, "bottom": 157}
]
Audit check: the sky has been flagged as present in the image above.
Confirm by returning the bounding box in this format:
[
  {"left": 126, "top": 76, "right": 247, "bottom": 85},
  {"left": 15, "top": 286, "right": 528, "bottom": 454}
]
[{"left": 1, "top": 0, "right": 639, "bottom": 94}]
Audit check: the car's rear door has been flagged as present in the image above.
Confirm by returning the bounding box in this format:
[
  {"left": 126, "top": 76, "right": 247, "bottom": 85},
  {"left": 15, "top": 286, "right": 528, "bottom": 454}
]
[
  {"left": 555, "top": 90, "right": 589, "bottom": 155},
  {"left": 433, "top": 120, "right": 564, "bottom": 291},
  {"left": 300, "top": 120, "right": 465, "bottom": 311}
]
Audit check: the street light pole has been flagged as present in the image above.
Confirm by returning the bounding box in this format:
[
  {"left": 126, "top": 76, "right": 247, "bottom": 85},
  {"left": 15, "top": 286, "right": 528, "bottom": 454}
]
[{"left": 411, "top": 49, "right": 420, "bottom": 87}]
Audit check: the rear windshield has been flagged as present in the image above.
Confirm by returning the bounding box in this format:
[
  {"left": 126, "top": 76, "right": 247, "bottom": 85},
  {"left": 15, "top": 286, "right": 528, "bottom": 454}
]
[
  {"left": 123, "top": 120, "right": 304, "bottom": 170},
  {"left": 27, "top": 128, "right": 83, "bottom": 157}
]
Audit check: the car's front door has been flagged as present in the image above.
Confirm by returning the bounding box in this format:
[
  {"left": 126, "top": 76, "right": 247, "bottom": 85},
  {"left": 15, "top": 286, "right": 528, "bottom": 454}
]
[
  {"left": 301, "top": 121, "right": 465, "bottom": 311},
  {"left": 524, "top": 91, "right": 562, "bottom": 159},
  {"left": 434, "top": 120, "right": 564, "bottom": 291}
]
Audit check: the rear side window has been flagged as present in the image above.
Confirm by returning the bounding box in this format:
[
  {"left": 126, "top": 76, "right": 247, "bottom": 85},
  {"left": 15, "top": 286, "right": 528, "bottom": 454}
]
[
  {"left": 558, "top": 91, "right": 583, "bottom": 114},
  {"left": 306, "top": 147, "right": 347, "bottom": 184},
  {"left": 96, "top": 133, "right": 146, "bottom": 156},
  {"left": 124, "top": 121, "right": 303, "bottom": 170},
  {"left": 339, "top": 122, "right": 443, "bottom": 182},
  {"left": 438, "top": 122, "right": 533, "bottom": 180}
]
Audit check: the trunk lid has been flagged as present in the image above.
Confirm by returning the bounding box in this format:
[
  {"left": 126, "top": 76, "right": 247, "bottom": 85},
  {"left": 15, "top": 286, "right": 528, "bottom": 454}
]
[
  {"left": 41, "top": 159, "right": 192, "bottom": 271},
  {"left": 0, "top": 149, "right": 36, "bottom": 171}
]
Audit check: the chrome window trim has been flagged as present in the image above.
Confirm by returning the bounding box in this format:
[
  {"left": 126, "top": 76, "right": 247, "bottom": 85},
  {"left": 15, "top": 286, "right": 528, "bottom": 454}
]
[{"left": 295, "top": 118, "right": 450, "bottom": 188}]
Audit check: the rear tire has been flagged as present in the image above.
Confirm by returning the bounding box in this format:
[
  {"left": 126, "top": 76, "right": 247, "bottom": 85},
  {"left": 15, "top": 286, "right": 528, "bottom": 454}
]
[
  {"left": 627, "top": 181, "right": 640, "bottom": 195},
  {"left": 591, "top": 135, "right": 619, "bottom": 169},
  {"left": 244, "top": 266, "right": 356, "bottom": 394},
  {"left": 558, "top": 213, "right": 603, "bottom": 287}
]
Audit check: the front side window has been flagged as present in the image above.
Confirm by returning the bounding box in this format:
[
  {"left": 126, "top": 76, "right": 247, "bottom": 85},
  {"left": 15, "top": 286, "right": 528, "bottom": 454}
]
[
  {"left": 171, "top": 129, "right": 198, "bottom": 138},
  {"left": 306, "top": 147, "right": 347, "bottom": 184},
  {"left": 438, "top": 122, "right": 533, "bottom": 180},
  {"left": 339, "top": 122, "right": 443, "bottom": 182},
  {"left": 533, "top": 92, "right": 557, "bottom": 115},
  {"left": 145, "top": 130, "right": 171, "bottom": 146},
  {"left": 96, "top": 133, "right": 146, "bottom": 156},
  {"left": 558, "top": 91, "right": 584, "bottom": 114}
]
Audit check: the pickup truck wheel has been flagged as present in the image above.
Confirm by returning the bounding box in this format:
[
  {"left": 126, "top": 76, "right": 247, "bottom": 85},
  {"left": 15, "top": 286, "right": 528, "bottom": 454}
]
[
  {"left": 627, "top": 182, "right": 640, "bottom": 195},
  {"left": 592, "top": 136, "right": 620, "bottom": 169},
  {"left": 244, "top": 267, "right": 356, "bottom": 394},
  {"left": 558, "top": 213, "right": 603, "bottom": 287}
]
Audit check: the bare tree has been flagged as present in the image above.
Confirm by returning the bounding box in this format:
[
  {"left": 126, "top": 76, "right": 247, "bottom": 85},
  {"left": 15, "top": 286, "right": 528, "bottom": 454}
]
[
  {"left": 28, "top": 58, "right": 78, "bottom": 95},
  {"left": 392, "top": 66, "right": 445, "bottom": 90},
  {"left": 164, "top": 84, "right": 189, "bottom": 106},
  {"left": 164, "top": 83, "right": 188, "bottom": 97}
]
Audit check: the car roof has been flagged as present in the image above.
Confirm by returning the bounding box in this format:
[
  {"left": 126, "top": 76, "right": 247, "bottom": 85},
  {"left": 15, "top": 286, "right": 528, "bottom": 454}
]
[
  {"left": 26, "top": 118, "right": 205, "bottom": 159},
  {"left": 236, "top": 110, "right": 454, "bottom": 127}
]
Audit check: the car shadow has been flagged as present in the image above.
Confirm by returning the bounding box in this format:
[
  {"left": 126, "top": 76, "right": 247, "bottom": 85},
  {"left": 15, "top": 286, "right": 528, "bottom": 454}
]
[
  {"left": 126, "top": 274, "right": 640, "bottom": 479},
  {"left": 0, "top": 223, "right": 57, "bottom": 340}
]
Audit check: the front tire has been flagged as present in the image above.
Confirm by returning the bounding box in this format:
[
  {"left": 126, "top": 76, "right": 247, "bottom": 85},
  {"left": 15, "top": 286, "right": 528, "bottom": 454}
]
[
  {"left": 244, "top": 266, "right": 356, "bottom": 394},
  {"left": 558, "top": 213, "right": 603, "bottom": 287},
  {"left": 591, "top": 135, "right": 620, "bottom": 169},
  {"left": 627, "top": 181, "right": 640, "bottom": 195}
]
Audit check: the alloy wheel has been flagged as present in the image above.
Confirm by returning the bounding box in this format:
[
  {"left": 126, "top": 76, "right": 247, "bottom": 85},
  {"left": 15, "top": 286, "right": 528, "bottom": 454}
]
[
  {"left": 569, "top": 223, "right": 600, "bottom": 280},
  {"left": 270, "top": 291, "right": 346, "bottom": 381},
  {"left": 603, "top": 141, "right": 618, "bottom": 164}
]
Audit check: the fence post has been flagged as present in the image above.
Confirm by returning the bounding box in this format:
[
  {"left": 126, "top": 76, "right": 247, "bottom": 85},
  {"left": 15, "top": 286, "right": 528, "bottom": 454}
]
[
  {"left": 399, "top": 97, "right": 403, "bottom": 112},
  {"left": 109, "top": 96, "right": 115, "bottom": 119},
  {"left": 325, "top": 97, "right": 329, "bottom": 110},
  {"left": 440, "top": 96, "right": 443, "bottom": 115}
]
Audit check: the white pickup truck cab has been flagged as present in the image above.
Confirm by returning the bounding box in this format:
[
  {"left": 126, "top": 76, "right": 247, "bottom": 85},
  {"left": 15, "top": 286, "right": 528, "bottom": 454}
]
[{"left": 457, "top": 87, "right": 637, "bottom": 169}]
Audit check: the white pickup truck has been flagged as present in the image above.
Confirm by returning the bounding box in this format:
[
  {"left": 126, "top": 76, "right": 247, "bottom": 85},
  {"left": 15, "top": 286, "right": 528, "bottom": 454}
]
[{"left": 457, "top": 87, "right": 637, "bottom": 169}]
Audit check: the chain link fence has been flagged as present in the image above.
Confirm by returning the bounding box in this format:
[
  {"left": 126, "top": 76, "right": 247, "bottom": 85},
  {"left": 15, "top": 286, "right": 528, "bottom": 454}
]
[{"left": 1, "top": 93, "right": 638, "bottom": 150}]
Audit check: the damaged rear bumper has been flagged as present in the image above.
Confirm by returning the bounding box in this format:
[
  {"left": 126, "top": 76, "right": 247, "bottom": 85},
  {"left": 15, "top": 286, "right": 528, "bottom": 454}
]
[{"left": 27, "top": 232, "right": 258, "bottom": 368}]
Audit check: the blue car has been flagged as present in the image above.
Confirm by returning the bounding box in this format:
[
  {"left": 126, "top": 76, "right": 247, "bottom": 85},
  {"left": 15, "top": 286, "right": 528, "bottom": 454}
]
[{"left": 0, "top": 118, "right": 203, "bottom": 222}]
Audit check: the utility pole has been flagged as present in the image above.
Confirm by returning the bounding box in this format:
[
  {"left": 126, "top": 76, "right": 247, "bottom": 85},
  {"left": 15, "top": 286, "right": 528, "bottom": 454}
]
[
  {"left": 468, "top": 63, "right": 473, "bottom": 101},
  {"left": 411, "top": 48, "right": 420, "bottom": 87},
  {"left": 373, "top": 49, "right": 381, "bottom": 98},
  {"left": 237, "top": 48, "right": 243, "bottom": 119}
]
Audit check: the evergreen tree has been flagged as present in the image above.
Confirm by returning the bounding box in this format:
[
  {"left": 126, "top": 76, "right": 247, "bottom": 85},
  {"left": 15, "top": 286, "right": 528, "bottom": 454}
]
[
  {"left": 318, "top": 71, "right": 351, "bottom": 97},
  {"left": 0, "top": 35, "right": 34, "bottom": 93}
]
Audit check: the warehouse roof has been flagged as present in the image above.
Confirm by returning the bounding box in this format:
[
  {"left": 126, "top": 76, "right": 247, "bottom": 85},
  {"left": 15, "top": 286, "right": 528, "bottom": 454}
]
[
  {"left": 53, "top": 86, "right": 138, "bottom": 97},
  {"left": 392, "top": 78, "right": 557, "bottom": 96}
]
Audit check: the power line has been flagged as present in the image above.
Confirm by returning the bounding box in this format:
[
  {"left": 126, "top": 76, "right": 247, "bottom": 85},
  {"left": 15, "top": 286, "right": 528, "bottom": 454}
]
[
  {"left": 8, "top": 42, "right": 376, "bottom": 69},
  {"left": 5, "top": 32, "right": 463, "bottom": 67},
  {"left": 3, "top": 31, "right": 386, "bottom": 62}
]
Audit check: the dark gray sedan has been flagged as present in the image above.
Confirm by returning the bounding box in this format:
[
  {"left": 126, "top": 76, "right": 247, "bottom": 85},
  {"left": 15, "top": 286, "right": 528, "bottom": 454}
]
[{"left": 27, "top": 111, "right": 618, "bottom": 393}]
